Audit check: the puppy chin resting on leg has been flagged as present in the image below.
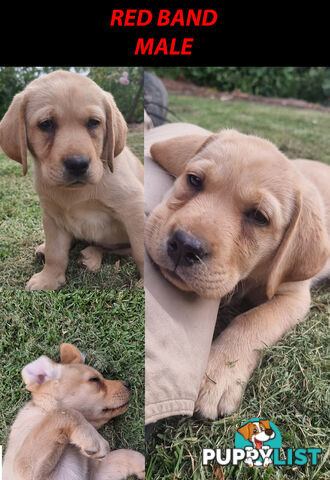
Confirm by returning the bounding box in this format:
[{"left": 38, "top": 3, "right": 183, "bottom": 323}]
[{"left": 145, "top": 124, "right": 330, "bottom": 419}]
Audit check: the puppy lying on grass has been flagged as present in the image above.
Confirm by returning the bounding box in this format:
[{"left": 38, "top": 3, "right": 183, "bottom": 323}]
[
  {"left": 145, "top": 124, "right": 330, "bottom": 419},
  {"left": 3, "top": 343, "right": 145, "bottom": 480}
]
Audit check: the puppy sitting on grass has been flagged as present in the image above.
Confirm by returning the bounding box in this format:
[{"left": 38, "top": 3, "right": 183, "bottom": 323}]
[
  {"left": 3, "top": 343, "right": 145, "bottom": 480},
  {"left": 0, "top": 70, "right": 144, "bottom": 290}
]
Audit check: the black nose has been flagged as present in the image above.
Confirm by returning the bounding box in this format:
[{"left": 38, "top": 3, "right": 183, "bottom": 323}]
[
  {"left": 64, "top": 155, "right": 90, "bottom": 176},
  {"left": 123, "top": 381, "right": 131, "bottom": 390},
  {"left": 167, "top": 230, "right": 206, "bottom": 267}
]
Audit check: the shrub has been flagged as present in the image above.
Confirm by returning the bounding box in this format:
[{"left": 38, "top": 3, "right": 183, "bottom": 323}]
[
  {"left": 88, "top": 67, "right": 144, "bottom": 123},
  {"left": 0, "top": 67, "right": 69, "bottom": 119},
  {"left": 0, "top": 67, "right": 143, "bottom": 123},
  {"left": 153, "top": 66, "right": 330, "bottom": 104}
]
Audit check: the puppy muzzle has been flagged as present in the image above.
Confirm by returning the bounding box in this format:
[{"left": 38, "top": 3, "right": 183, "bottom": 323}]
[
  {"left": 63, "top": 155, "right": 90, "bottom": 180},
  {"left": 167, "top": 230, "right": 208, "bottom": 268}
]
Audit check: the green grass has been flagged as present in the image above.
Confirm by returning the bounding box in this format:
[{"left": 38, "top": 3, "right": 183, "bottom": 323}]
[
  {"left": 146, "top": 285, "right": 330, "bottom": 480},
  {"left": 0, "top": 126, "right": 143, "bottom": 289},
  {"left": 168, "top": 94, "right": 330, "bottom": 165},
  {"left": 146, "top": 94, "right": 330, "bottom": 479},
  {"left": 0, "top": 289, "right": 145, "bottom": 461}
]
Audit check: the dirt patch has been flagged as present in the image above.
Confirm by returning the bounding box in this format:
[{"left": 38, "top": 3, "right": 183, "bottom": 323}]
[
  {"left": 161, "top": 77, "right": 330, "bottom": 113},
  {"left": 128, "top": 122, "right": 143, "bottom": 130}
]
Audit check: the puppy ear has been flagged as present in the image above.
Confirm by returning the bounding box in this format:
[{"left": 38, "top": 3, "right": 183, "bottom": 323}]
[
  {"left": 0, "top": 91, "right": 28, "bottom": 175},
  {"left": 22, "top": 356, "right": 60, "bottom": 391},
  {"left": 60, "top": 343, "right": 85, "bottom": 364},
  {"left": 150, "top": 134, "right": 216, "bottom": 177},
  {"left": 237, "top": 422, "right": 253, "bottom": 440},
  {"left": 102, "top": 92, "right": 127, "bottom": 172},
  {"left": 267, "top": 188, "right": 329, "bottom": 299},
  {"left": 259, "top": 419, "right": 271, "bottom": 430}
]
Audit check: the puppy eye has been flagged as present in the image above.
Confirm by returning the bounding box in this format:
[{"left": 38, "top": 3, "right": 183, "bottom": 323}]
[
  {"left": 86, "top": 118, "right": 100, "bottom": 130},
  {"left": 244, "top": 209, "right": 270, "bottom": 226},
  {"left": 38, "top": 119, "right": 56, "bottom": 133},
  {"left": 187, "top": 174, "right": 203, "bottom": 190},
  {"left": 89, "top": 377, "right": 100, "bottom": 383}
]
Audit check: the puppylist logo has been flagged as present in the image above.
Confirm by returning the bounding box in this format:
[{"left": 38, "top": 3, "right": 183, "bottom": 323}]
[
  {"left": 235, "top": 418, "right": 280, "bottom": 467},
  {"left": 203, "top": 418, "right": 322, "bottom": 468}
]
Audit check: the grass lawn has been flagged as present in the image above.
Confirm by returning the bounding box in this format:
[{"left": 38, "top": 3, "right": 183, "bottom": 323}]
[
  {"left": 0, "top": 289, "right": 145, "bottom": 472},
  {"left": 146, "top": 94, "right": 330, "bottom": 479},
  {"left": 167, "top": 94, "right": 330, "bottom": 165},
  {"left": 0, "top": 126, "right": 143, "bottom": 290}
]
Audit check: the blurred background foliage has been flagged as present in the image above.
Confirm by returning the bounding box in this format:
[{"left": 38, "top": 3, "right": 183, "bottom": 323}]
[
  {"left": 150, "top": 66, "right": 330, "bottom": 104},
  {"left": 0, "top": 66, "right": 143, "bottom": 122},
  {"left": 1, "top": 66, "right": 328, "bottom": 122}
]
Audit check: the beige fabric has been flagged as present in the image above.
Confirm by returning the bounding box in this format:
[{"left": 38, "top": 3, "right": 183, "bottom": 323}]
[{"left": 145, "top": 124, "right": 220, "bottom": 424}]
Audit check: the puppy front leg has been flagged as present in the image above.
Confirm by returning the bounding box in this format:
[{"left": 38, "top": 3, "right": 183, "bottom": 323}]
[
  {"left": 14, "top": 409, "right": 109, "bottom": 480},
  {"left": 195, "top": 281, "right": 312, "bottom": 419},
  {"left": 122, "top": 209, "right": 144, "bottom": 277},
  {"left": 91, "top": 449, "right": 145, "bottom": 480},
  {"left": 114, "top": 186, "right": 144, "bottom": 277},
  {"left": 26, "top": 213, "right": 73, "bottom": 290}
]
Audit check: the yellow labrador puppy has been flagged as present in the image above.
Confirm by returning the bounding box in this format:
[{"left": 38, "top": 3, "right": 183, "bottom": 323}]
[
  {"left": 0, "top": 70, "right": 144, "bottom": 290},
  {"left": 3, "top": 344, "right": 145, "bottom": 480},
  {"left": 145, "top": 124, "right": 330, "bottom": 419}
]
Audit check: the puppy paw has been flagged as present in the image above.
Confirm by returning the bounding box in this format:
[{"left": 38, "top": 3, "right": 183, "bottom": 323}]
[
  {"left": 78, "top": 246, "right": 103, "bottom": 271},
  {"left": 264, "top": 457, "right": 272, "bottom": 468},
  {"left": 129, "top": 451, "right": 145, "bottom": 479},
  {"left": 102, "top": 450, "right": 145, "bottom": 479},
  {"left": 26, "top": 272, "right": 66, "bottom": 290},
  {"left": 195, "top": 352, "right": 247, "bottom": 420},
  {"left": 72, "top": 427, "right": 110, "bottom": 460},
  {"left": 35, "top": 242, "right": 45, "bottom": 260}
]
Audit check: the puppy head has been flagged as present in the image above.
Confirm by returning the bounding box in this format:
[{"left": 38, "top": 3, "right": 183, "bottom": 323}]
[
  {"left": 146, "top": 130, "right": 329, "bottom": 299},
  {"left": 237, "top": 421, "right": 256, "bottom": 441},
  {"left": 0, "top": 70, "right": 127, "bottom": 185},
  {"left": 238, "top": 420, "right": 274, "bottom": 441},
  {"left": 22, "top": 343, "right": 131, "bottom": 427}
]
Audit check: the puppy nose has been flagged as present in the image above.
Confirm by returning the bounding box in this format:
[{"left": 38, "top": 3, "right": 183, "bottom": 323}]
[
  {"left": 123, "top": 380, "right": 131, "bottom": 390},
  {"left": 167, "top": 230, "right": 206, "bottom": 267},
  {"left": 64, "top": 155, "right": 90, "bottom": 176}
]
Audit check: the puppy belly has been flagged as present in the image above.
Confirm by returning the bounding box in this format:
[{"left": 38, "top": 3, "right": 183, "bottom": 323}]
[
  {"left": 56, "top": 209, "right": 129, "bottom": 247},
  {"left": 49, "top": 445, "right": 88, "bottom": 480}
]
